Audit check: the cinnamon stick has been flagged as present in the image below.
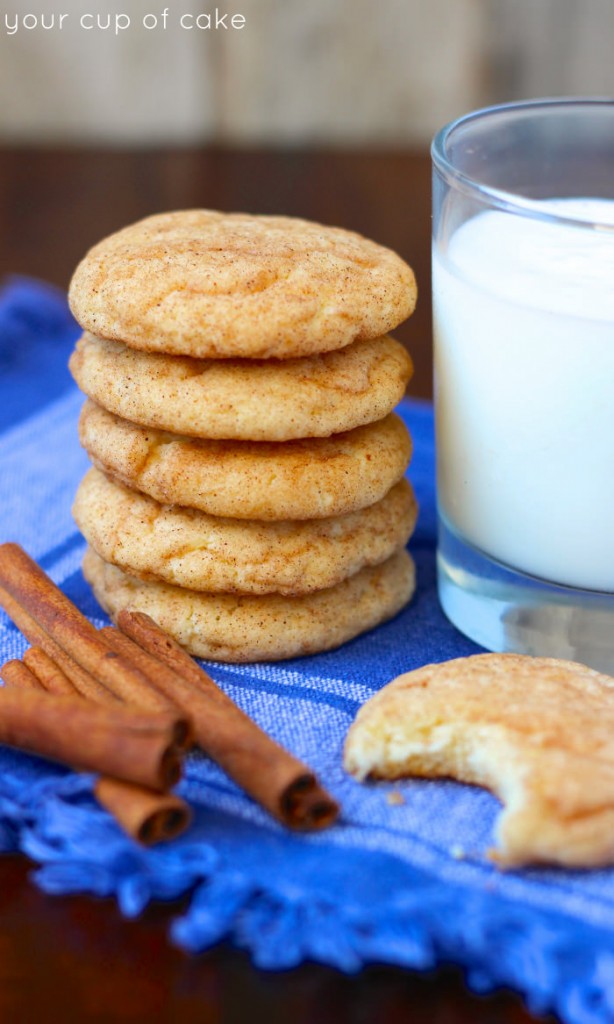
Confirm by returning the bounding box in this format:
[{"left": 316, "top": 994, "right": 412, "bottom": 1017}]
[
  {"left": 0, "top": 545, "right": 170, "bottom": 713},
  {"left": 16, "top": 646, "right": 191, "bottom": 845},
  {"left": 0, "top": 580, "right": 113, "bottom": 703},
  {"left": 112, "top": 614, "right": 340, "bottom": 829},
  {"left": 94, "top": 776, "right": 191, "bottom": 845},
  {"left": 0, "top": 543, "right": 338, "bottom": 830},
  {"left": 117, "top": 611, "right": 340, "bottom": 831},
  {"left": 0, "top": 685, "right": 186, "bottom": 791}
]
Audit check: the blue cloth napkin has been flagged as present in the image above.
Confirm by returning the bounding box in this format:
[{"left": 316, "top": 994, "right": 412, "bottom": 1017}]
[{"left": 1, "top": 277, "right": 613, "bottom": 1024}]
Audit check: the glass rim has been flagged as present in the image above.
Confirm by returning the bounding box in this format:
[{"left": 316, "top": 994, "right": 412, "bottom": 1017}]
[{"left": 431, "top": 97, "right": 614, "bottom": 231}]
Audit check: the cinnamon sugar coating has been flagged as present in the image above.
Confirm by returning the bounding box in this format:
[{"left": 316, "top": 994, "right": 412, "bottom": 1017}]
[
  {"left": 68, "top": 210, "right": 417, "bottom": 359},
  {"left": 79, "top": 401, "right": 412, "bottom": 521},
  {"left": 74, "top": 469, "right": 417, "bottom": 596},
  {"left": 69, "top": 332, "right": 413, "bottom": 441},
  {"left": 83, "top": 547, "right": 416, "bottom": 663}
]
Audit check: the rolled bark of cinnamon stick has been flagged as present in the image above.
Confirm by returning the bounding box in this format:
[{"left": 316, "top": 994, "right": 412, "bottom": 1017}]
[
  {"left": 117, "top": 610, "right": 340, "bottom": 831},
  {"left": 22, "top": 646, "right": 76, "bottom": 696},
  {"left": 13, "top": 647, "right": 191, "bottom": 845},
  {"left": 0, "top": 544, "right": 170, "bottom": 713},
  {"left": 0, "top": 685, "right": 186, "bottom": 791},
  {"left": 94, "top": 777, "right": 191, "bottom": 845},
  {"left": 0, "top": 659, "right": 40, "bottom": 691}
]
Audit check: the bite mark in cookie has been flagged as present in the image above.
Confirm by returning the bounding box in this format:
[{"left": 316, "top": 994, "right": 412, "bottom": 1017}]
[{"left": 344, "top": 653, "right": 614, "bottom": 868}]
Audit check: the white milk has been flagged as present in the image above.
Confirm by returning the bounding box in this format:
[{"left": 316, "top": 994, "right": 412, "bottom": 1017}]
[{"left": 433, "top": 199, "right": 614, "bottom": 592}]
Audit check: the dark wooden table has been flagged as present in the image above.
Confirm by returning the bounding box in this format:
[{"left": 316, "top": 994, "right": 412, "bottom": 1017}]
[{"left": 0, "top": 148, "right": 550, "bottom": 1024}]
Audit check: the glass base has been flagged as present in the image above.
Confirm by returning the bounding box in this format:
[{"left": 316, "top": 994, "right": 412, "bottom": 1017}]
[{"left": 437, "top": 516, "right": 614, "bottom": 674}]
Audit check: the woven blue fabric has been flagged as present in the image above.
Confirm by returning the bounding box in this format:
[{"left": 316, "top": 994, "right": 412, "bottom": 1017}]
[{"left": 1, "top": 277, "right": 614, "bottom": 1023}]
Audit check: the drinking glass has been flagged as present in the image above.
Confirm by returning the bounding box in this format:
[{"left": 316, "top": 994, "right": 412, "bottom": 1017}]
[{"left": 432, "top": 98, "right": 614, "bottom": 672}]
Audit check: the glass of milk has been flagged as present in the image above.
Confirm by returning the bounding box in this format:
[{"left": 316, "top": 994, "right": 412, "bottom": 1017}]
[{"left": 432, "top": 99, "right": 614, "bottom": 672}]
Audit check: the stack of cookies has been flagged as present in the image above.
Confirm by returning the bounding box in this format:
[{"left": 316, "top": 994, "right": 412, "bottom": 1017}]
[{"left": 68, "top": 210, "right": 418, "bottom": 662}]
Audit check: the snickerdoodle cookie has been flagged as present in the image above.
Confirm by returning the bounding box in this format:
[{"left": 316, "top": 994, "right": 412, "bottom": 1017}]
[
  {"left": 83, "top": 546, "right": 416, "bottom": 662},
  {"left": 79, "top": 401, "right": 412, "bottom": 520},
  {"left": 69, "top": 333, "right": 413, "bottom": 441},
  {"left": 344, "top": 653, "right": 614, "bottom": 868},
  {"left": 68, "top": 211, "right": 416, "bottom": 359},
  {"left": 74, "top": 468, "right": 417, "bottom": 596}
]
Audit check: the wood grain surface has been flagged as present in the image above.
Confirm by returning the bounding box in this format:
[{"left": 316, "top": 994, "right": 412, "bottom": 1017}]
[
  {"left": 0, "top": 146, "right": 550, "bottom": 1024},
  {"left": 2, "top": 1, "right": 614, "bottom": 147},
  {"left": 0, "top": 854, "right": 550, "bottom": 1023},
  {"left": 0, "top": 0, "right": 485, "bottom": 145}
]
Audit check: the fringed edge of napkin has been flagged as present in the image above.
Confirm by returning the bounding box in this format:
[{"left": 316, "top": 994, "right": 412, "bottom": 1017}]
[{"left": 1, "top": 765, "right": 612, "bottom": 1024}]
